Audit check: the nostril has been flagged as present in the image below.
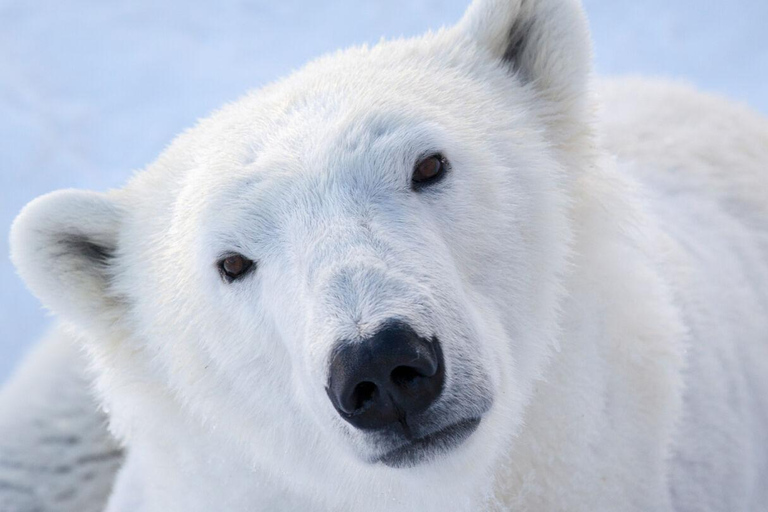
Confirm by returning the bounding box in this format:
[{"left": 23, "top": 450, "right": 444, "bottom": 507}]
[
  {"left": 351, "top": 381, "right": 378, "bottom": 412},
  {"left": 390, "top": 365, "right": 423, "bottom": 388}
]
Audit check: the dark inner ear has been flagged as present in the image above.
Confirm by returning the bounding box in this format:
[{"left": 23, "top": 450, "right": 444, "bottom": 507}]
[
  {"left": 57, "top": 233, "right": 115, "bottom": 268},
  {"left": 501, "top": 17, "right": 534, "bottom": 81}
]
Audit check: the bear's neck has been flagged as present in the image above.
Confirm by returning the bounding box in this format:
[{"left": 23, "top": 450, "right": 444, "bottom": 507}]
[{"left": 489, "top": 163, "right": 687, "bottom": 510}]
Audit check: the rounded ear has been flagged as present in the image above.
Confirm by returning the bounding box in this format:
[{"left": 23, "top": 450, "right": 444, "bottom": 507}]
[
  {"left": 458, "top": 0, "right": 593, "bottom": 130},
  {"left": 10, "top": 189, "right": 125, "bottom": 330}
]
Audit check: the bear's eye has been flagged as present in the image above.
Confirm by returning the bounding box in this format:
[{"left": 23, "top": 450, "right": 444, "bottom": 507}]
[
  {"left": 412, "top": 154, "right": 448, "bottom": 189},
  {"left": 217, "top": 254, "right": 254, "bottom": 283}
]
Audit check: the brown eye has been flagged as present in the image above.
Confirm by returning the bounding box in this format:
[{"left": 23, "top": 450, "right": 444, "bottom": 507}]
[
  {"left": 412, "top": 154, "right": 447, "bottom": 188},
  {"left": 218, "top": 254, "right": 254, "bottom": 282}
]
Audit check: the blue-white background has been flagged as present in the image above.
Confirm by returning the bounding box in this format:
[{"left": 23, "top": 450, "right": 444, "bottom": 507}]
[{"left": 2, "top": 0, "right": 767, "bottom": 382}]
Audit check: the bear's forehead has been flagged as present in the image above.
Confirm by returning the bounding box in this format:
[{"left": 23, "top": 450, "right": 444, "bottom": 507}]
[
  {"left": 125, "top": 32, "right": 522, "bottom": 225},
  {"left": 171, "top": 83, "right": 464, "bottom": 186}
]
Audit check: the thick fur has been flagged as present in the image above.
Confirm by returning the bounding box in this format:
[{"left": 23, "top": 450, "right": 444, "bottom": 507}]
[
  {"left": 0, "top": 329, "right": 122, "bottom": 512},
  {"left": 4, "top": 0, "right": 768, "bottom": 510}
]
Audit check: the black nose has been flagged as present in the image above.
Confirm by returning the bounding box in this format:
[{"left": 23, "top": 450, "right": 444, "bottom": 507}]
[{"left": 326, "top": 321, "right": 444, "bottom": 431}]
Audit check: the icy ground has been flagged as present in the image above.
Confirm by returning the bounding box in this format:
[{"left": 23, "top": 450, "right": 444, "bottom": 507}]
[{"left": 2, "top": 0, "right": 767, "bottom": 382}]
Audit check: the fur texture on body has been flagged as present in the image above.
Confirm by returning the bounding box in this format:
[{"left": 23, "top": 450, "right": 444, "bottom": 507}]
[{"left": 4, "top": 0, "right": 768, "bottom": 510}]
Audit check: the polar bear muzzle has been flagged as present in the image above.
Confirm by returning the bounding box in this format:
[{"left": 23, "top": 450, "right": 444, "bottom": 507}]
[{"left": 326, "top": 320, "right": 482, "bottom": 467}]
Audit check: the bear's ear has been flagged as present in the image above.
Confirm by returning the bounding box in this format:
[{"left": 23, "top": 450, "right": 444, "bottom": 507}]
[
  {"left": 10, "top": 190, "right": 125, "bottom": 330},
  {"left": 458, "top": 0, "right": 592, "bottom": 124}
]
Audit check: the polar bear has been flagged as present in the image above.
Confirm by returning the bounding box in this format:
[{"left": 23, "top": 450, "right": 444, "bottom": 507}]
[{"left": 3, "top": 0, "right": 768, "bottom": 510}]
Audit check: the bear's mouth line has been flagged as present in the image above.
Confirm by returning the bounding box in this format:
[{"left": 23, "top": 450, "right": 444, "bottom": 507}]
[{"left": 376, "top": 417, "right": 481, "bottom": 468}]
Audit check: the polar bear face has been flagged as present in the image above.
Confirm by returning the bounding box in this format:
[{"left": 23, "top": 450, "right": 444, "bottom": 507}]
[{"left": 11, "top": 0, "right": 592, "bottom": 507}]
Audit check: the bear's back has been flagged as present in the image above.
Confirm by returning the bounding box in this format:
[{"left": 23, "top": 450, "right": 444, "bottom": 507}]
[
  {"left": 598, "top": 77, "right": 768, "bottom": 511},
  {"left": 597, "top": 77, "right": 768, "bottom": 229}
]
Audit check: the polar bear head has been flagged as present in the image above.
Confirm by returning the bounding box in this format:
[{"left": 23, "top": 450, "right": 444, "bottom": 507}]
[{"left": 10, "top": 0, "right": 592, "bottom": 508}]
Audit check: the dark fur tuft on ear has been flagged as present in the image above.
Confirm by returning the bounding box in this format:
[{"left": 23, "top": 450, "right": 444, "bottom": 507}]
[
  {"left": 501, "top": 16, "right": 534, "bottom": 79},
  {"left": 56, "top": 234, "right": 116, "bottom": 268}
]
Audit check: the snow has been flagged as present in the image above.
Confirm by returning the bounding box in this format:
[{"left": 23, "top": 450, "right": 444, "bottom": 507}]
[{"left": 2, "top": 0, "right": 766, "bottom": 382}]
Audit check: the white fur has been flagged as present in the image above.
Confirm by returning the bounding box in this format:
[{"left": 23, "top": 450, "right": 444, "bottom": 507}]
[
  {"left": 0, "top": 328, "right": 122, "bottom": 512},
  {"left": 5, "top": 0, "right": 768, "bottom": 510}
]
